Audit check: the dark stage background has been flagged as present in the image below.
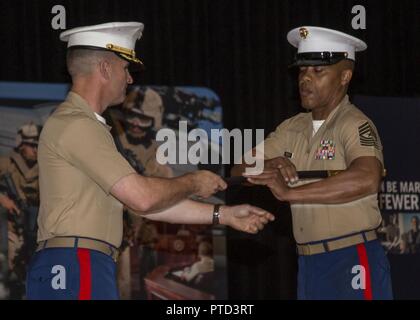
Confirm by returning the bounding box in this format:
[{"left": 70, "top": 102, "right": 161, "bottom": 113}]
[{"left": 0, "top": 0, "right": 419, "bottom": 299}]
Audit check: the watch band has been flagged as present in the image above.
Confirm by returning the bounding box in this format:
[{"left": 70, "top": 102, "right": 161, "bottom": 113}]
[{"left": 212, "top": 204, "right": 221, "bottom": 225}]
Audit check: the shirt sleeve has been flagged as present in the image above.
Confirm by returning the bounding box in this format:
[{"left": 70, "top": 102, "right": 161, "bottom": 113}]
[
  {"left": 262, "top": 120, "right": 290, "bottom": 160},
  {"left": 58, "top": 118, "right": 136, "bottom": 194},
  {"left": 241, "top": 119, "right": 290, "bottom": 164},
  {"left": 341, "top": 118, "right": 384, "bottom": 167}
]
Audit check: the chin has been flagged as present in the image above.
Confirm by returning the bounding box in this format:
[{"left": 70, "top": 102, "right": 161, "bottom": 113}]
[
  {"left": 110, "top": 96, "right": 126, "bottom": 107},
  {"left": 301, "top": 100, "right": 314, "bottom": 110}
]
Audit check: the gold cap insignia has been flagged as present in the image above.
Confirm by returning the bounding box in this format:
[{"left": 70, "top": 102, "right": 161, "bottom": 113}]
[{"left": 299, "top": 27, "right": 309, "bottom": 39}]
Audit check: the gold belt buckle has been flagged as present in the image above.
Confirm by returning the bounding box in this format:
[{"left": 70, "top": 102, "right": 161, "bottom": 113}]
[
  {"left": 298, "top": 244, "right": 311, "bottom": 255},
  {"left": 109, "top": 246, "right": 118, "bottom": 262}
]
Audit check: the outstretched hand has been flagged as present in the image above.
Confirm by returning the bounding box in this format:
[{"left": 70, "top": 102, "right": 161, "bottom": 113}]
[{"left": 220, "top": 204, "right": 275, "bottom": 234}]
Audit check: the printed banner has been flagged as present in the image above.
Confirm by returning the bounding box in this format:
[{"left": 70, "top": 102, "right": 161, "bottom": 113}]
[{"left": 354, "top": 95, "right": 420, "bottom": 256}]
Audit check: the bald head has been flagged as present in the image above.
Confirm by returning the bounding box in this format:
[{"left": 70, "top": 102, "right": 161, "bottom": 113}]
[{"left": 66, "top": 48, "right": 118, "bottom": 78}]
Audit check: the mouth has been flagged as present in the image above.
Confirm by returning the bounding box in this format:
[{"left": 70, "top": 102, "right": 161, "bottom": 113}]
[
  {"left": 299, "top": 87, "right": 313, "bottom": 98},
  {"left": 131, "top": 127, "right": 146, "bottom": 134}
]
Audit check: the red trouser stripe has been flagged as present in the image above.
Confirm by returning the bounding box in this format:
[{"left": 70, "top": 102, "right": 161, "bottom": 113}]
[
  {"left": 356, "top": 243, "right": 372, "bottom": 300},
  {"left": 77, "top": 248, "right": 92, "bottom": 300}
]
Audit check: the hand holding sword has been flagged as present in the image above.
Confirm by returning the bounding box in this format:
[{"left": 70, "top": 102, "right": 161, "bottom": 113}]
[
  {"left": 228, "top": 157, "right": 342, "bottom": 202},
  {"left": 225, "top": 157, "right": 386, "bottom": 197},
  {"left": 226, "top": 157, "right": 342, "bottom": 187}
]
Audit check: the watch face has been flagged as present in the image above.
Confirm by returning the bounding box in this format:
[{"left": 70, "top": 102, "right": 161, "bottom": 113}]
[{"left": 213, "top": 205, "right": 221, "bottom": 225}]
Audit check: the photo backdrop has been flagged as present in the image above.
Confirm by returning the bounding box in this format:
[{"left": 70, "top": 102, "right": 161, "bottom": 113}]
[{"left": 0, "top": 81, "right": 227, "bottom": 300}]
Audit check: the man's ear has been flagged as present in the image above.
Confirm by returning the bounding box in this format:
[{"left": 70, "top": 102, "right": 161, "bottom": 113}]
[
  {"left": 341, "top": 69, "right": 353, "bottom": 86},
  {"left": 99, "top": 59, "right": 112, "bottom": 81}
]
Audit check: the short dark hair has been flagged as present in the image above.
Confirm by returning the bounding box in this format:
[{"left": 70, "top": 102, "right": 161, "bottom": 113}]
[{"left": 66, "top": 48, "right": 115, "bottom": 77}]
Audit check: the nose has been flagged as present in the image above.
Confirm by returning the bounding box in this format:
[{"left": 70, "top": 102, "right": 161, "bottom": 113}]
[{"left": 299, "top": 68, "right": 313, "bottom": 85}]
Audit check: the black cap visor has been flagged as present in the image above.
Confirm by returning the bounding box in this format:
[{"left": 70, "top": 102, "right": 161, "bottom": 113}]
[{"left": 289, "top": 52, "right": 351, "bottom": 68}]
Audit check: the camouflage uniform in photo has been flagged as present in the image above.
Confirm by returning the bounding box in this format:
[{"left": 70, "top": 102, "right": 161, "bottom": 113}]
[
  {"left": 0, "top": 122, "right": 41, "bottom": 298},
  {"left": 110, "top": 87, "right": 173, "bottom": 299}
]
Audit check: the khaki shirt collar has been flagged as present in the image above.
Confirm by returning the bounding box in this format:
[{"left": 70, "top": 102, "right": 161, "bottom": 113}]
[
  {"left": 294, "top": 95, "right": 350, "bottom": 142},
  {"left": 324, "top": 94, "right": 350, "bottom": 130},
  {"left": 66, "top": 92, "right": 112, "bottom": 131}
]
